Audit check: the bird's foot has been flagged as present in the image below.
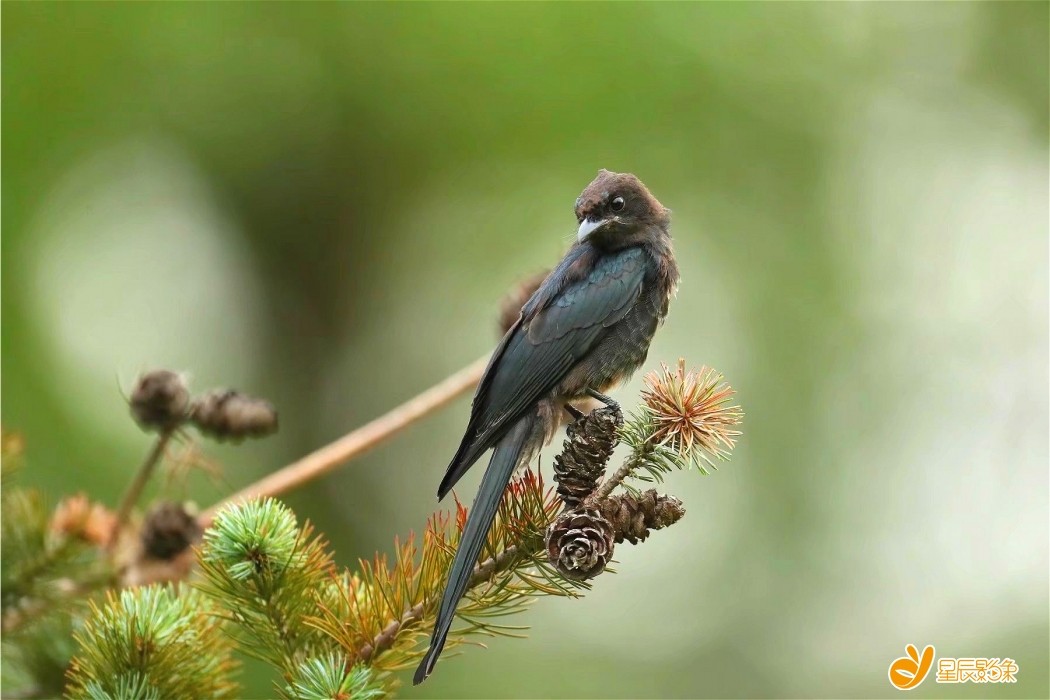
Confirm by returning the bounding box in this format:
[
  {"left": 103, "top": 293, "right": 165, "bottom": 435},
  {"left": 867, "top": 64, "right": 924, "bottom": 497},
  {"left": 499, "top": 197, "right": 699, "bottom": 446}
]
[
  {"left": 585, "top": 388, "right": 620, "bottom": 412},
  {"left": 563, "top": 403, "right": 586, "bottom": 421}
]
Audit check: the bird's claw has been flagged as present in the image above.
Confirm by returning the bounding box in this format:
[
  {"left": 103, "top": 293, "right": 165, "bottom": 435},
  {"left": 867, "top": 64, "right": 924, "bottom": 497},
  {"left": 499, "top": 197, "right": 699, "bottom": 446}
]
[
  {"left": 563, "top": 403, "right": 586, "bottom": 421},
  {"left": 585, "top": 388, "right": 620, "bottom": 411}
]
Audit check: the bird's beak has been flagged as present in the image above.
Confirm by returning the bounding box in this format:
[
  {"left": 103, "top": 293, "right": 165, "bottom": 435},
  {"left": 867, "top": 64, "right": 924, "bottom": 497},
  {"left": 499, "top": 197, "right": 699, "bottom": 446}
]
[{"left": 577, "top": 217, "right": 604, "bottom": 242}]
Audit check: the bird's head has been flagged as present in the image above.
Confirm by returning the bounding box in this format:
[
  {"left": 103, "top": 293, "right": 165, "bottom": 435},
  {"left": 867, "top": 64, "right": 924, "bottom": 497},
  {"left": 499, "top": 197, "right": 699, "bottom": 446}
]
[{"left": 573, "top": 169, "right": 670, "bottom": 250}]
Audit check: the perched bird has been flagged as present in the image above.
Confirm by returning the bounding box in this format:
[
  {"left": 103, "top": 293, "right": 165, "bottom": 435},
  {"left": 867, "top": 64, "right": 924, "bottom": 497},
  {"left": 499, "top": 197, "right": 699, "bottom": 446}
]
[{"left": 414, "top": 169, "right": 680, "bottom": 684}]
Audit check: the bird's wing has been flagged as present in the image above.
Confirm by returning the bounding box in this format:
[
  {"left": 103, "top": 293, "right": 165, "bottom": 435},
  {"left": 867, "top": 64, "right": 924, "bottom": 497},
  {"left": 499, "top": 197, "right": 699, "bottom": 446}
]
[{"left": 438, "top": 246, "right": 647, "bottom": 497}]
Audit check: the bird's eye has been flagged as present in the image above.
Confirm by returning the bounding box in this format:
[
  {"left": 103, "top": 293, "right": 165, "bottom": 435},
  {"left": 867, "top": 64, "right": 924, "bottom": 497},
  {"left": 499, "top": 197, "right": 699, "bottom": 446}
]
[{"left": 610, "top": 196, "right": 626, "bottom": 212}]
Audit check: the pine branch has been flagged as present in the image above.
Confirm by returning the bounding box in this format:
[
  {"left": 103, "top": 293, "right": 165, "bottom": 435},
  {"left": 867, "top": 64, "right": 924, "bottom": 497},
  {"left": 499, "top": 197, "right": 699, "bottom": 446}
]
[
  {"left": 199, "top": 355, "right": 489, "bottom": 525},
  {"left": 546, "top": 361, "right": 740, "bottom": 582},
  {"left": 300, "top": 361, "right": 742, "bottom": 686},
  {"left": 65, "top": 584, "right": 237, "bottom": 700},
  {"left": 195, "top": 500, "right": 398, "bottom": 699},
  {"left": 1, "top": 488, "right": 110, "bottom": 635},
  {"left": 302, "top": 471, "right": 579, "bottom": 688},
  {"left": 195, "top": 500, "right": 340, "bottom": 690},
  {"left": 348, "top": 537, "right": 539, "bottom": 668},
  {"left": 284, "top": 654, "right": 384, "bottom": 700},
  {"left": 6, "top": 355, "right": 742, "bottom": 698},
  {"left": 1, "top": 607, "right": 80, "bottom": 700},
  {"left": 0, "top": 437, "right": 116, "bottom": 699}
]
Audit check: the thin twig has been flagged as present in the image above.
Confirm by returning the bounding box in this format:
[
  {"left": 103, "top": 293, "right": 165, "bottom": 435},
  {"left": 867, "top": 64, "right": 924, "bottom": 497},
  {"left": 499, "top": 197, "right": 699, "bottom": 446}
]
[
  {"left": 200, "top": 356, "right": 489, "bottom": 526},
  {"left": 356, "top": 603, "right": 424, "bottom": 663},
  {"left": 109, "top": 429, "right": 174, "bottom": 549},
  {"left": 588, "top": 457, "right": 635, "bottom": 503},
  {"left": 468, "top": 544, "right": 522, "bottom": 588}
]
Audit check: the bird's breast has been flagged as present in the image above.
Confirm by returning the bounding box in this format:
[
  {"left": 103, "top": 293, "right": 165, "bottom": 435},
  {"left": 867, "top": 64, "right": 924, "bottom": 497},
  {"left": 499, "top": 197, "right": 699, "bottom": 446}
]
[{"left": 556, "top": 271, "right": 670, "bottom": 399}]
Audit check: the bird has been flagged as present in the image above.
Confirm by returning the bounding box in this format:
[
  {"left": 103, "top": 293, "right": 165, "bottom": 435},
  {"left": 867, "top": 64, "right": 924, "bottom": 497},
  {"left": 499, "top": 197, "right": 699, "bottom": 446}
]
[{"left": 414, "top": 169, "right": 680, "bottom": 684}]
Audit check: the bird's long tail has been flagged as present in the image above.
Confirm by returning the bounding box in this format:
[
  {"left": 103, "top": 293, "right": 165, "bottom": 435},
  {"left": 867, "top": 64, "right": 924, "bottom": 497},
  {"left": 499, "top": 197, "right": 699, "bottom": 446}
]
[{"left": 413, "top": 411, "right": 537, "bottom": 685}]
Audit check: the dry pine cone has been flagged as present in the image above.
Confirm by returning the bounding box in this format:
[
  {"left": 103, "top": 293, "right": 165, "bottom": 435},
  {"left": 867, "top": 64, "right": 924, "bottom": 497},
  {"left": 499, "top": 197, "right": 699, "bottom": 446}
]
[
  {"left": 545, "top": 508, "right": 615, "bottom": 581},
  {"left": 141, "top": 501, "right": 202, "bottom": 561},
  {"left": 191, "top": 389, "right": 278, "bottom": 442},
  {"left": 553, "top": 406, "right": 623, "bottom": 509},
  {"left": 598, "top": 490, "right": 685, "bottom": 545},
  {"left": 129, "top": 370, "right": 190, "bottom": 431}
]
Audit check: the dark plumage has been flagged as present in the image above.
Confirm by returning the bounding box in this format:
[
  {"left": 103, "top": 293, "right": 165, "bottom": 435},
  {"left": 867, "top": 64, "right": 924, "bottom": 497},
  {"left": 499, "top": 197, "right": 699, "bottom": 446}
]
[{"left": 414, "top": 170, "right": 679, "bottom": 684}]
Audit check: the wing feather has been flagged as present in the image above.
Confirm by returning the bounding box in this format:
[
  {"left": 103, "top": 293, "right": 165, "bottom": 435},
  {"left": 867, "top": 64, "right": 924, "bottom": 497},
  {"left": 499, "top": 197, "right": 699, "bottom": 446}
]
[{"left": 437, "top": 246, "right": 647, "bottom": 496}]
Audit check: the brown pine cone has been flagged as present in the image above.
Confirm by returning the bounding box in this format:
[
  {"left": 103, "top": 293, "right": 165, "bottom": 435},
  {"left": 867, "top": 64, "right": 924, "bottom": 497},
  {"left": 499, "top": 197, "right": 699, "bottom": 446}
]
[
  {"left": 190, "top": 389, "right": 278, "bottom": 442},
  {"left": 129, "top": 370, "right": 190, "bottom": 431},
  {"left": 141, "top": 501, "right": 201, "bottom": 561},
  {"left": 552, "top": 406, "right": 623, "bottom": 509},
  {"left": 598, "top": 490, "right": 685, "bottom": 545},
  {"left": 545, "top": 508, "right": 615, "bottom": 581}
]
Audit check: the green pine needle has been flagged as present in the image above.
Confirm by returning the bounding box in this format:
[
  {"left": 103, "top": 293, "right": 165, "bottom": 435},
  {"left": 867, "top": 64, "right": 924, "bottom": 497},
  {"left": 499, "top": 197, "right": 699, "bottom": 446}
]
[
  {"left": 306, "top": 472, "right": 588, "bottom": 688},
  {"left": 1, "top": 481, "right": 111, "bottom": 697},
  {"left": 67, "top": 584, "right": 237, "bottom": 700},
  {"left": 82, "top": 673, "right": 161, "bottom": 700},
  {"left": 196, "top": 498, "right": 340, "bottom": 695},
  {"left": 1, "top": 489, "right": 97, "bottom": 619},
  {"left": 202, "top": 498, "right": 304, "bottom": 581},
  {"left": 285, "top": 655, "right": 383, "bottom": 700}
]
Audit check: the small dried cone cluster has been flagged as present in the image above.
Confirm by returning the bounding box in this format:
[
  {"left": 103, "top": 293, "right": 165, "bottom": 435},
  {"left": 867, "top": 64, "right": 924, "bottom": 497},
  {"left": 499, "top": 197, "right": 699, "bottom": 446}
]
[
  {"left": 50, "top": 493, "right": 117, "bottom": 547},
  {"left": 118, "top": 371, "right": 277, "bottom": 583},
  {"left": 545, "top": 374, "right": 712, "bottom": 580},
  {"left": 129, "top": 370, "right": 191, "bottom": 432},
  {"left": 190, "top": 389, "right": 278, "bottom": 442},
  {"left": 641, "top": 359, "right": 743, "bottom": 470},
  {"left": 545, "top": 508, "right": 615, "bottom": 581},
  {"left": 552, "top": 406, "right": 622, "bottom": 509},
  {"left": 545, "top": 404, "right": 619, "bottom": 581},
  {"left": 127, "top": 369, "right": 279, "bottom": 443},
  {"left": 141, "top": 501, "right": 202, "bottom": 561},
  {"left": 598, "top": 490, "right": 685, "bottom": 545}
]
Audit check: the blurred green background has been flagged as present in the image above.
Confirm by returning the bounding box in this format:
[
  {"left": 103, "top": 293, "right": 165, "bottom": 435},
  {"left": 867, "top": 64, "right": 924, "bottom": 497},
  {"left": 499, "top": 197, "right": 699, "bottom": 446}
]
[{"left": 3, "top": 2, "right": 1047, "bottom": 699}]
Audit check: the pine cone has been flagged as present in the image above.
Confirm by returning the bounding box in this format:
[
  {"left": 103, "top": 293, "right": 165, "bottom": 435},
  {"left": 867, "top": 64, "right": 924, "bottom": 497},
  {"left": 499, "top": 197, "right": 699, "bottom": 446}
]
[
  {"left": 545, "top": 508, "right": 615, "bottom": 581},
  {"left": 552, "top": 406, "right": 623, "bottom": 509},
  {"left": 599, "top": 490, "right": 685, "bottom": 545},
  {"left": 190, "top": 389, "right": 278, "bottom": 442},
  {"left": 129, "top": 370, "right": 190, "bottom": 431},
  {"left": 141, "top": 501, "right": 201, "bottom": 561}
]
